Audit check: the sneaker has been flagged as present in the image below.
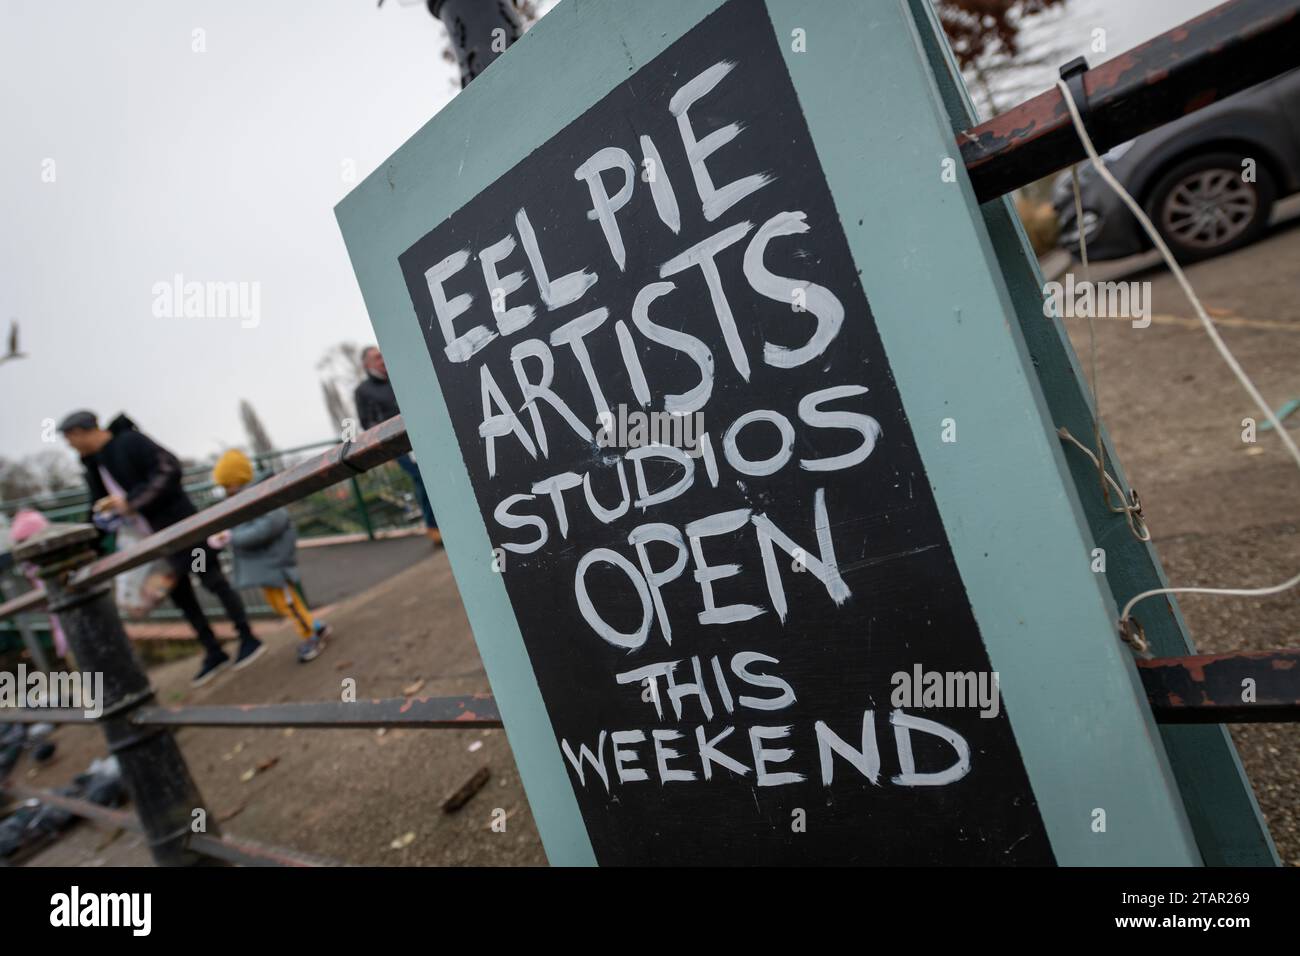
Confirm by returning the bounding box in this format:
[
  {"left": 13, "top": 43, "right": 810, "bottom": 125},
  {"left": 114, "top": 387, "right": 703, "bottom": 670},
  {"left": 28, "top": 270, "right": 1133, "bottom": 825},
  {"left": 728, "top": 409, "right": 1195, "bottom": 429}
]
[
  {"left": 192, "top": 651, "right": 231, "bottom": 687},
  {"left": 297, "top": 634, "right": 324, "bottom": 663},
  {"left": 313, "top": 621, "right": 332, "bottom": 641},
  {"left": 232, "top": 637, "right": 265, "bottom": 671}
]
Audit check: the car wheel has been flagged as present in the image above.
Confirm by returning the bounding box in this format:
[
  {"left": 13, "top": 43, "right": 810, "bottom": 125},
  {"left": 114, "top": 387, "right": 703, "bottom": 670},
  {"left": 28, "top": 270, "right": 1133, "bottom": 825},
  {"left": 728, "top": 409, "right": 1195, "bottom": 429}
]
[{"left": 1144, "top": 151, "right": 1275, "bottom": 263}]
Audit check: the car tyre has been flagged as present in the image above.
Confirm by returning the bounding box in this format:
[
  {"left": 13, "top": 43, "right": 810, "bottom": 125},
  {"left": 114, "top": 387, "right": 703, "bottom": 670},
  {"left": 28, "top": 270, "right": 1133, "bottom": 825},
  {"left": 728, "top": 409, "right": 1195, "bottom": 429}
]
[{"left": 1144, "top": 151, "right": 1275, "bottom": 264}]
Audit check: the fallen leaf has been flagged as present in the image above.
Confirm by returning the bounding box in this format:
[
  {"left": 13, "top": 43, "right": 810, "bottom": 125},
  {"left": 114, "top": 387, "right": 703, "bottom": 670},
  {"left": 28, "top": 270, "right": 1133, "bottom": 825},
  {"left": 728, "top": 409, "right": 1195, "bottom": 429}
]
[
  {"left": 468, "top": 740, "right": 484, "bottom": 753},
  {"left": 390, "top": 831, "right": 416, "bottom": 849},
  {"left": 403, "top": 678, "right": 426, "bottom": 696}
]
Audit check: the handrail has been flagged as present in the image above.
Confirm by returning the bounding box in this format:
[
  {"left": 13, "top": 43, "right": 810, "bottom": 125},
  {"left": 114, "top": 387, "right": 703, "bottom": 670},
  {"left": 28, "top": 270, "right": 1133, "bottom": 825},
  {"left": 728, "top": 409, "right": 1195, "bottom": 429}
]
[
  {"left": 0, "top": 437, "right": 347, "bottom": 515},
  {"left": 71, "top": 416, "right": 410, "bottom": 592},
  {"left": 0, "top": 415, "right": 409, "bottom": 620},
  {"left": 0, "top": 781, "right": 339, "bottom": 867}
]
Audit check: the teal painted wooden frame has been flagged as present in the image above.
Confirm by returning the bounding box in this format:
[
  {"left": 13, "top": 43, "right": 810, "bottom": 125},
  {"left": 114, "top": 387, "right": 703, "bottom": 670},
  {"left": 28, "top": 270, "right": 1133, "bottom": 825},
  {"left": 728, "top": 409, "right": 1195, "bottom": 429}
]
[
  {"left": 337, "top": 0, "right": 1208, "bottom": 865},
  {"left": 905, "top": 0, "right": 1276, "bottom": 866}
]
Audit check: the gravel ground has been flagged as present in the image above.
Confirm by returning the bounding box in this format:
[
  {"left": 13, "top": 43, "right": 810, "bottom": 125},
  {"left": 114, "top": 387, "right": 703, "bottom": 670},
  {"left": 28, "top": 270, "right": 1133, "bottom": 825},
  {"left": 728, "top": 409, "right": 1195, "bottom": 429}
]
[{"left": 1061, "top": 212, "right": 1300, "bottom": 865}]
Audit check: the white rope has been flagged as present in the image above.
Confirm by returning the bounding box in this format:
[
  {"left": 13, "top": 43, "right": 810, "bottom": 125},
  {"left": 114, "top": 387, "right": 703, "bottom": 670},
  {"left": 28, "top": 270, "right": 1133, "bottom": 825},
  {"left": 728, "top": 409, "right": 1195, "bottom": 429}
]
[
  {"left": 1053, "top": 77, "right": 1300, "bottom": 641},
  {"left": 1121, "top": 571, "right": 1300, "bottom": 623},
  {"left": 1059, "top": 128, "right": 1150, "bottom": 545},
  {"left": 1057, "top": 426, "right": 1149, "bottom": 541}
]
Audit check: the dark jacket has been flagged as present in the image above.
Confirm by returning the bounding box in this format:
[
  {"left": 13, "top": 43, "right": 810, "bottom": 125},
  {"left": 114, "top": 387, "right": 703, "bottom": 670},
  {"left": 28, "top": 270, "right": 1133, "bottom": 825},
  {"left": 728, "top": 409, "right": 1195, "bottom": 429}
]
[
  {"left": 353, "top": 374, "right": 400, "bottom": 431},
  {"left": 80, "top": 415, "right": 195, "bottom": 531},
  {"left": 228, "top": 488, "right": 299, "bottom": 590}
]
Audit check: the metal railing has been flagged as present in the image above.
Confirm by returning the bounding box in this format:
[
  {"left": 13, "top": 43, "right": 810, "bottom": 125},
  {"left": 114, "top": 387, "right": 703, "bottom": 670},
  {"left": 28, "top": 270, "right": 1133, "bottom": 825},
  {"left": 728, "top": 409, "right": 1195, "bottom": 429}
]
[
  {"left": 2, "top": 436, "right": 427, "bottom": 639},
  {"left": 2, "top": 0, "right": 1299, "bottom": 866}
]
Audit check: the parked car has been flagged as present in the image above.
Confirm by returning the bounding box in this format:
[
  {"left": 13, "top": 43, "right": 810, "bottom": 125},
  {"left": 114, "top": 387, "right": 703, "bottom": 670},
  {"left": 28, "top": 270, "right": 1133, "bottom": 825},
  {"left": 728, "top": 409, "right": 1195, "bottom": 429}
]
[{"left": 1053, "top": 67, "right": 1300, "bottom": 263}]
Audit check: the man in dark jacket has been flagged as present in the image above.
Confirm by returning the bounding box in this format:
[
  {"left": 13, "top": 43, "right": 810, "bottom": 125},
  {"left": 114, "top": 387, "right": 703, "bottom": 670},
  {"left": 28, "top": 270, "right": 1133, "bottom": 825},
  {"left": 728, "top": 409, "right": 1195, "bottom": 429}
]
[
  {"left": 353, "top": 346, "right": 440, "bottom": 544},
  {"left": 58, "top": 411, "right": 263, "bottom": 686}
]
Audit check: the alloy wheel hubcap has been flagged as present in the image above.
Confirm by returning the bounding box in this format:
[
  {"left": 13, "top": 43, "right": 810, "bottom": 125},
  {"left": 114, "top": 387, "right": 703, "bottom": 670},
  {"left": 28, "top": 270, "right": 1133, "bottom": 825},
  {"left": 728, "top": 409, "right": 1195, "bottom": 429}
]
[{"left": 1161, "top": 168, "right": 1257, "bottom": 249}]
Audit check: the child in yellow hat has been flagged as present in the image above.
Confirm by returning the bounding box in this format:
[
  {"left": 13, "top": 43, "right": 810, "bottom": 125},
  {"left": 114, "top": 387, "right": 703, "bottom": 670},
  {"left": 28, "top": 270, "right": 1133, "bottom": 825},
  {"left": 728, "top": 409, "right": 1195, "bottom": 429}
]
[{"left": 209, "top": 449, "right": 330, "bottom": 662}]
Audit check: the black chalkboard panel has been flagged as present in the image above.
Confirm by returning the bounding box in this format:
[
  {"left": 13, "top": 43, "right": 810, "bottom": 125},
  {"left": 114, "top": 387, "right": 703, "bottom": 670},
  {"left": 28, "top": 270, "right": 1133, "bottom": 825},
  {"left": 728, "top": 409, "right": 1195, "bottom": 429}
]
[{"left": 398, "top": 0, "right": 1054, "bottom": 865}]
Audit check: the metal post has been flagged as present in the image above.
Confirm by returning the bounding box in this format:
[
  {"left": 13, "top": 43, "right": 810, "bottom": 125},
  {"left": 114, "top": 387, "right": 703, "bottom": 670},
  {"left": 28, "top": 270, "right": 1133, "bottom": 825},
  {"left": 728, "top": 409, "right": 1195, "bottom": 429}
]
[
  {"left": 13, "top": 522, "right": 221, "bottom": 866},
  {"left": 429, "top": 0, "right": 523, "bottom": 87},
  {"left": 0, "top": 575, "right": 51, "bottom": 672},
  {"left": 349, "top": 476, "right": 375, "bottom": 541}
]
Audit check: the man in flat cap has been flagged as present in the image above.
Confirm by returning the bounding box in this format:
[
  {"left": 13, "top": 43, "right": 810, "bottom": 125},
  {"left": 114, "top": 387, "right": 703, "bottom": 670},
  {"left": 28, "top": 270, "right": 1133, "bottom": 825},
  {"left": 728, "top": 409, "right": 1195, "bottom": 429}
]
[{"left": 59, "top": 410, "right": 262, "bottom": 686}]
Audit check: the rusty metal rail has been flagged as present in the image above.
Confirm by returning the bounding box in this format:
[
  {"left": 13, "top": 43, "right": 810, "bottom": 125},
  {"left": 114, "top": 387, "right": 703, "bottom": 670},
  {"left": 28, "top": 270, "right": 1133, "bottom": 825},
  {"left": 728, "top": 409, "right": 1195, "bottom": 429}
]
[
  {"left": 2, "top": 781, "right": 142, "bottom": 834},
  {"left": 1138, "top": 649, "right": 1300, "bottom": 724},
  {"left": 0, "top": 415, "right": 410, "bottom": 620},
  {"left": 959, "top": 0, "right": 1300, "bottom": 201},
  {"left": 134, "top": 694, "right": 503, "bottom": 729},
  {"left": 74, "top": 416, "right": 410, "bottom": 592},
  {"left": 0, "top": 695, "right": 504, "bottom": 728},
  {"left": 0, "top": 781, "right": 338, "bottom": 867},
  {"left": 0, "top": 587, "right": 46, "bottom": 621}
]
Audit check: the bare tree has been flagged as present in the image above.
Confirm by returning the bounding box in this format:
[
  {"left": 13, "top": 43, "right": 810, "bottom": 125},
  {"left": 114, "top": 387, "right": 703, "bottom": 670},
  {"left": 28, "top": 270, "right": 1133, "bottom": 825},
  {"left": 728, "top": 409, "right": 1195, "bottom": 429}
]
[
  {"left": 0, "top": 458, "right": 41, "bottom": 502},
  {"left": 936, "top": 0, "right": 1067, "bottom": 69},
  {"left": 317, "top": 341, "right": 366, "bottom": 386},
  {"left": 321, "top": 379, "right": 353, "bottom": 436},
  {"left": 239, "top": 399, "right": 283, "bottom": 472},
  {"left": 935, "top": 0, "right": 1073, "bottom": 119},
  {"left": 28, "top": 448, "right": 80, "bottom": 494}
]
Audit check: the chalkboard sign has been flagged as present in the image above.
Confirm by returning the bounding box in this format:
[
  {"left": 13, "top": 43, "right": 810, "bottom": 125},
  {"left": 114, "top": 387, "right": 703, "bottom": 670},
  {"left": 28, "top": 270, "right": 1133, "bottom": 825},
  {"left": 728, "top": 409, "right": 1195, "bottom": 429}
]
[{"left": 394, "top": 0, "right": 1052, "bottom": 864}]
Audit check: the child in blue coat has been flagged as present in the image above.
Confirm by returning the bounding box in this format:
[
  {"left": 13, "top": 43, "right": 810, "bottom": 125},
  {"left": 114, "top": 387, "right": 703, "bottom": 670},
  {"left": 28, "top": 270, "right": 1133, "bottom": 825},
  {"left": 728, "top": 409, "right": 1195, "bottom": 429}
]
[{"left": 209, "top": 450, "right": 329, "bottom": 662}]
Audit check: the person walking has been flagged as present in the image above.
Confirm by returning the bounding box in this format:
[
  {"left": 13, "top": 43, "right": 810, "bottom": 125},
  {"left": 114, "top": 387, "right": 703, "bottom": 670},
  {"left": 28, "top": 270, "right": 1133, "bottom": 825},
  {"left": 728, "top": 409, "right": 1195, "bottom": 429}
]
[
  {"left": 209, "top": 449, "right": 330, "bottom": 662},
  {"left": 353, "top": 346, "right": 441, "bottom": 544},
  {"left": 58, "top": 411, "right": 263, "bottom": 686}
]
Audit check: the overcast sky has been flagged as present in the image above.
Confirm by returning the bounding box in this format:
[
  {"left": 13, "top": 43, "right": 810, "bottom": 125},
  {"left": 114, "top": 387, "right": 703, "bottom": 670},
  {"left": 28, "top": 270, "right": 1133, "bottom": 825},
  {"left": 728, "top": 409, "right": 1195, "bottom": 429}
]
[{"left": 0, "top": 0, "right": 1221, "bottom": 468}]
